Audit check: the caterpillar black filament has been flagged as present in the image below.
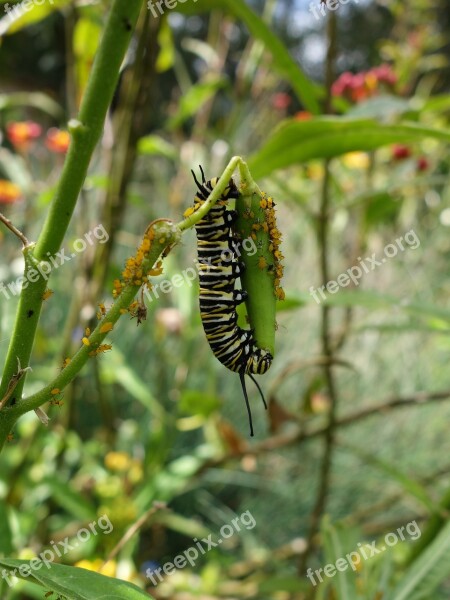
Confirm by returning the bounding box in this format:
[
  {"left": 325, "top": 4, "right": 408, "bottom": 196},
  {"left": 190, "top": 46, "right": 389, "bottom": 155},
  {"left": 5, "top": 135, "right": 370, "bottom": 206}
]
[{"left": 190, "top": 166, "right": 273, "bottom": 436}]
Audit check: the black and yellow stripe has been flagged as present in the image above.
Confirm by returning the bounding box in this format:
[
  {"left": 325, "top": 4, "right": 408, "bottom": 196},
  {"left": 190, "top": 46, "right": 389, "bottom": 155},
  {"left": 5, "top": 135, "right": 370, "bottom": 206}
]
[{"left": 191, "top": 166, "right": 272, "bottom": 436}]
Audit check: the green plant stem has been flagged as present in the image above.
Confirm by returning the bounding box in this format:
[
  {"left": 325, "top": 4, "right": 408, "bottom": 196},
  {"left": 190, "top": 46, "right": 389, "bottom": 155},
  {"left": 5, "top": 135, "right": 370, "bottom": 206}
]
[
  {"left": 238, "top": 158, "right": 263, "bottom": 195},
  {"left": 0, "top": 222, "right": 179, "bottom": 452},
  {"left": 0, "top": 0, "right": 144, "bottom": 404},
  {"left": 177, "top": 156, "right": 242, "bottom": 230},
  {"left": 300, "top": 11, "right": 338, "bottom": 579}
]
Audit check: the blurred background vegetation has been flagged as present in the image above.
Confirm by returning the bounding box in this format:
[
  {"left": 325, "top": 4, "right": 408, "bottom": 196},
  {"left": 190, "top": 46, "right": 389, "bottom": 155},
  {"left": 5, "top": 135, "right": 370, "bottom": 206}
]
[{"left": 1, "top": 0, "right": 450, "bottom": 598}]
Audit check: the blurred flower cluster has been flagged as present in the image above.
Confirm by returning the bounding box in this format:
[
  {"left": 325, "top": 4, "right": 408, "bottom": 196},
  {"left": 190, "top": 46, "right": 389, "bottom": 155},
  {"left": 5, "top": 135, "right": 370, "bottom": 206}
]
[
  {"left": 0, "top": 120, "right": 70, "bottom": 205},
  {"left": 391, "top": 144, "right": 429, "bottom": 172},
  {"left": 332, "top": 64, "right": 397, "bottom": 103},
  {"left": 6, "top": 120, "right": 70, "bottom": 154}
]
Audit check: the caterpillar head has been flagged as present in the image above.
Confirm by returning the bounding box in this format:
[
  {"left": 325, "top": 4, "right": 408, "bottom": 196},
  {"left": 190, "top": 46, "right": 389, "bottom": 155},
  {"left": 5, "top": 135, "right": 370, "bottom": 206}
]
[
  {"left": 247, "top": 348, "right": 273, "bottom": 375},
  {"left": 192, "top": 166, "right": 239, "bottom": 201}
]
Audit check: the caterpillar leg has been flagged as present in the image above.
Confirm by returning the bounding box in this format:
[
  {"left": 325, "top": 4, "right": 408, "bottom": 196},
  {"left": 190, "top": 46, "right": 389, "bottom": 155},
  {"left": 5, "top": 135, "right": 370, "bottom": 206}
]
[
  {"left": 248, "top": 372, "right": 268, "bottom": 410},
  {"left": 239, "top": 371, "right": 254, "bottom": 437}
]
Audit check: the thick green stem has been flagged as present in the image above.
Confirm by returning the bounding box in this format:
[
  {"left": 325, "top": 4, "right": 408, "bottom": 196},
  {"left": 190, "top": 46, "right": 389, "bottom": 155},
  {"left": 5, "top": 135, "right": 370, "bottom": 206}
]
[
  {"left": 0, "top": 0, "right": 144, "bottom": 403},
  {"left": 235, "top": 161, "right": 277, "bottom": 356}
]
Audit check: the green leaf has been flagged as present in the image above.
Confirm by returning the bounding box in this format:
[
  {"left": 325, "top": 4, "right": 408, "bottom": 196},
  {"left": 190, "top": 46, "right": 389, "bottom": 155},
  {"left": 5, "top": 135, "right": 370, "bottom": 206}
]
[
  {"left": 0, "top": 559, "right": 154, "bottom": 599},
  {"left": 389, "top": 521, "right": 450, "bottom": 600},
  {"left": 362, "top": 192, "right": 400, "bottom": 228},
  {"left": 248, "top": 117, "right": 450, "bottom": 179},
  {"left": 0, "top": 0, "right": 71, "bottom": 36},
  {"left": 156, "top": 17, "right": 175, "bottom": 72},
  {"left": 167, "top": 76, "right": 227, "bottom": 129},
  {"left": 179, "top": 390, "right": 221, "bottom": 417},
  {"left": 346, "top": 95, "right": 412, "bottom": 120},
  {"left": 0, "top": 92, "right": 63, "bottom": 118},
  {"left": 42, "top": 476, "right": 97, "bottom": 521},
  {"left": 100, "top": 349, "right": 167, "bottom": 422},
  {"left": 175, "top": 0, "right": 320, "bottom": 114},
  {"left": 0, "top": 147, "right": 33, "bottom": 191},
  {"left": 0, "top": 500, "right": 13, "bottom": 555},
  {"left": 321, "top": 290, "right": 450, "bottom": 325},
  {"left": 74, "top": 16, "right": 102, "bottom": 97},
  {"left": 320, "top": 516, "right": 355, "bottom": 600},
  {"left": 342, "top": 444, "right": 439, "bottom": 514},
  {"left": 137, "top": 135, "right": 177, "bottom": 160}
]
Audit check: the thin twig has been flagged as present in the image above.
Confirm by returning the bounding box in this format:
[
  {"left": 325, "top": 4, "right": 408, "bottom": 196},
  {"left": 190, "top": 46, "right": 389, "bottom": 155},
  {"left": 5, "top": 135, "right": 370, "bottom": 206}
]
[
  {"left": 300, "top": 12, "right": 338, "bottom": 578},
  {"left": 267, "top": 356, "right": 356, "bottom": 398},
  {"left": 104, "top": 502, "right": 168, "bottom": 564},
  {"left": 195, "top": 389, "right": 450, "bottom": 471},
  {"left": 0, "top": 212, "right": 29, "bottom": 246}
]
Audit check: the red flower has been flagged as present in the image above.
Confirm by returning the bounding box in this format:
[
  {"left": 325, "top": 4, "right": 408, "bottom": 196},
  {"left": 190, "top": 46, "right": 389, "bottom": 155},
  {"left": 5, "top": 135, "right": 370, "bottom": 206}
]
[
  {"left": 392, "top": 144, "right": 412, "bottom": 160},
  {"left": 332, "top": 64, "right": 397, "bottom": 104},
  {"left": 6, "top": 121, "right": 42, "bottom": 150},
  {"left": 0, "top": 180, "right": 22, "bottom": 204},
  {"left": 331, "top": 72, "right": 354, "bottom": 97},
  {"left": 416, "top": 156, "right": 429, "bottom": 172},
  {"left": 371, "top": 64, "right": 397, "bottom": 86},
  {"left": 45, "top": 128, "right": 70, "bottom": 154},
  {"left": 272, "top": 92, "right": 291, "bottom": 110}
]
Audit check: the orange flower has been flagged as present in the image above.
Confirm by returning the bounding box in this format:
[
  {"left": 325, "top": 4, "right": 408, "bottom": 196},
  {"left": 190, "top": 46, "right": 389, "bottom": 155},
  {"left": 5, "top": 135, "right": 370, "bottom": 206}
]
[
  {"left": 0, "top": 180, "right": 22, "bottom": 204},
  {"left": 6, "top": 121, "right": 42, "bottom": 149},
  {"left": 294, "top": 111, "right": 312, "bottom": 121},
  {"left": 45, "top": 128, "right": 70, "bottom": 154}
]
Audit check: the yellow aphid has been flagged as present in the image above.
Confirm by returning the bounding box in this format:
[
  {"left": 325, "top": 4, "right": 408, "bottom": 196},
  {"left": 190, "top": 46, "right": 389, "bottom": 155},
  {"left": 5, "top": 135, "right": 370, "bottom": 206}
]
[
  {"left": 42, "top": 289, "right": 53, "bottom": 301},
  {"left": 183, "top": 206, "right": 196, "bottom": 217},
  {"left": 100, "top": 322, "right": 113, "bottom": 333},
  {"left": 85, "top": 327, "right": 91, "bottom": 337},
  {"left": 51, "top": 388, "right": 60, "bottom": 395},
  {"left": 97, "top": 344, "right": 112, "bottom": 353},
  {"left": 62, "top": 358, "right": 71, "bottom": 368},
  {"left": 258, "top": 256, "right": 268, "bottom": 270},
  {"left": 141, "top": 238, "right": 151, "bottom": 252},
  {"left": 82, "top": 337, "right": 90, "bottom": 346}
]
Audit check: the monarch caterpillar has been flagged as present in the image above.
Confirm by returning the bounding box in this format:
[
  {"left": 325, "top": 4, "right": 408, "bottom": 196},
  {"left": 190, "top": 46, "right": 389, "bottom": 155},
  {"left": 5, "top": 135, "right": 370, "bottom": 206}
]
[{"left": 192, "top": 166, "right": 272, "bottom": 436}]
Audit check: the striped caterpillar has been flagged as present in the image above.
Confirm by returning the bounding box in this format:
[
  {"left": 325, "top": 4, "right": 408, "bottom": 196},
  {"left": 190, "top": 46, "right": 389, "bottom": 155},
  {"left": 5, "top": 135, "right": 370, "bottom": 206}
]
[{"left": 191, "top": 166, "right": 272, "bottom": 436}]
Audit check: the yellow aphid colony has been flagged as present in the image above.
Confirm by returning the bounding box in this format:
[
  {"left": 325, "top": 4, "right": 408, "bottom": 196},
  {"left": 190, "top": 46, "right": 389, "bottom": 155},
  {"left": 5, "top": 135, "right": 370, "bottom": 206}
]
[{"left": 259, "top": 192, "right": 285, "bottom": 301}]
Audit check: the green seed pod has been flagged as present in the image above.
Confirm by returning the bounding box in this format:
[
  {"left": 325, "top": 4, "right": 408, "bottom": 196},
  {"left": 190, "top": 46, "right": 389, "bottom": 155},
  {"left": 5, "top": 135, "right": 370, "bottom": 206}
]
[{"left": 235, "top": 188, "right": 284, "bottom": 358}]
